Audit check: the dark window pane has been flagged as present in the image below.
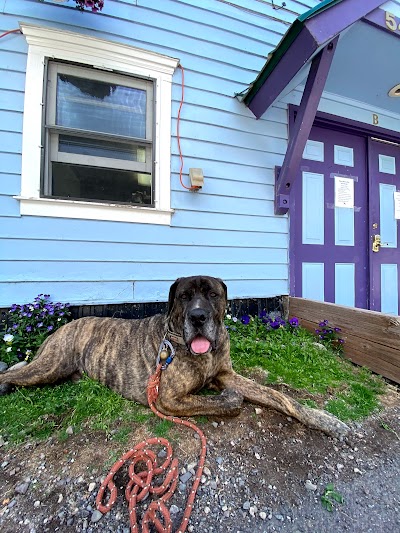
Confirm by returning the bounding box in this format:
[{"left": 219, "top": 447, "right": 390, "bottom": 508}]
[
  {"left": 59, "top": 135, "right": 147, "bottom": 163},
  {"left": 51, "top": 163, "right": 152, "bottom": 205},
  {"left": 56, "top": 74, "right": 148, "bottom": 138}
]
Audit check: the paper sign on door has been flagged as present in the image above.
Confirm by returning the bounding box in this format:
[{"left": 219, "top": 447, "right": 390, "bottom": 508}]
[
  {"left": 394, "top": 191, "right": 400, "bottom": 220},
  {"left": 335, "top": 176, "right": 354, "bottom": 208}
]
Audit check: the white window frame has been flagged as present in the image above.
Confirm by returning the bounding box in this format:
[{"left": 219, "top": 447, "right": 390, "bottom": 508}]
[{"left": 17, "top": 23, "right": 179, "bottom": 224}]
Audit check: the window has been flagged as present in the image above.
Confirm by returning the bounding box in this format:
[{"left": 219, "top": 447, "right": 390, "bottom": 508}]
[
  {"left": 45, "top": 62, "right": 154, "bottom": 206},
  {"left": 18, "top": 24, "right": 179, "bottom": 224}
]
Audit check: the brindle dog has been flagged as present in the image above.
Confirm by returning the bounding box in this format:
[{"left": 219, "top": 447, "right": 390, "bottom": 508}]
[{"left": 0, "top": 276, "right": 349, "bottom": 437}]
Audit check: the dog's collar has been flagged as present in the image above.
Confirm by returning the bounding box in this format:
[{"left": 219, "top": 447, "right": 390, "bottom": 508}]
[
  {"left": 156, "top": 329, "right": 186, "bottom": 370},
  {"left": 165, "top": 329, "right": 186, "bottom": 347}
]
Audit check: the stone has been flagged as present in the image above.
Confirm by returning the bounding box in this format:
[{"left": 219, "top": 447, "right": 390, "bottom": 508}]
[
  {"left": 305, "top": 479, "right": 317, "bottom": 491},
  {"left": 90, "top": 510, "right": 103, "bottom": 523},
  {"left": 15, "top": 481, "right": 30, "bottom": 495},
  {"left": 180, "top": 471, "right": 192, "bottom": 484},
  {"left": 259, "top": 511, "right": 267, "bottom": 520},
  {"left": 203, "top": 466, "right": 211, "bottom": 477},
  {"left": 0, "top": 361, "right": 8, "bottom": 372},
  {"left": 10, "top": 361, "right": 28, "bottom": 370},
  {"left": 313, "top": 342, "right": 327, "bottom": 351},
  {"left": 170, "top": 505, "right": 180, "bottom": 515},
  {"left": 66, "top": 426, "right": 74, "bottom": 435},
  {"left": 249, "top": 506, "right": 257, "bottom": 517}
]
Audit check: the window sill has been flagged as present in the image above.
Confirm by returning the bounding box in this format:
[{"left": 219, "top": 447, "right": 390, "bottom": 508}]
[{"left": 15, "top": 196, "right": 174, "bottom": 225}]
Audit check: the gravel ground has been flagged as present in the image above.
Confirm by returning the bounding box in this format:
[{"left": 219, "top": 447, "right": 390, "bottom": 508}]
[{"left": 1, "top": 384, "right": 399, "bottom": 533}]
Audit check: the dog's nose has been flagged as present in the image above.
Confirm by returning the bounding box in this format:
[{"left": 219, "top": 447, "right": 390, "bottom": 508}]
[{"left": 189, "top": 308, "right": 208, "bottom": 326}]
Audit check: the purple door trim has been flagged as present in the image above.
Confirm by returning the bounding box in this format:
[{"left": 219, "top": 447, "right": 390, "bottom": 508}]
[{"left": 289, "top": 104, "right": 400, "bottom": 144}]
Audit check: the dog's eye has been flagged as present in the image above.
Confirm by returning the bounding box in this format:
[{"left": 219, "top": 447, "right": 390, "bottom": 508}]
[
  {"left": 209, "top": 291, "right": 218, "bottom": 298},
  {"left": 180, "top": 293, "right": 189, "bottom": 300}
]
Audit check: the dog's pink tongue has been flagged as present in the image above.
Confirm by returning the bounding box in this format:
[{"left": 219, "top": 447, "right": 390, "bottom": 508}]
[{"left": 191, "top": 336, "right": 211, "bottom": 354}]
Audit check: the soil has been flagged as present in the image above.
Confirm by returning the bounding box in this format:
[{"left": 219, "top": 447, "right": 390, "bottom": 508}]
[{"left": 1, "top": 383, "right": 399, "bottom": 533}]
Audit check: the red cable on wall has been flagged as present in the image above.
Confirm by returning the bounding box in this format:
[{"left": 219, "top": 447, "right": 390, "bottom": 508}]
[
  {"left": 176, "top": 64, "right": 200, "bottom": 191},
  {"left": 0, "top": 29, "right": 22, "bottom": 39}
]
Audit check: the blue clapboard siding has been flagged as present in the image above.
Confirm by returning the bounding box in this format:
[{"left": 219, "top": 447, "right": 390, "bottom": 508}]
[
  {"left": 0, "top": 0, "right": 318, "bottom": 306},
  {"left": 1, "top": 239, "right": 288, "bottom": 264},
  {"left": 1, "top": 262, "right": 288, "bottom": 283},
  {"left": 0, "top": 218, "right": 288, "bottom": 246}
]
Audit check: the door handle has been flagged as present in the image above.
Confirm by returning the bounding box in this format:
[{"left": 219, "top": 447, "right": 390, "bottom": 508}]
[{"left": 372, "top": 234, "right": 381, "bottom": 252}]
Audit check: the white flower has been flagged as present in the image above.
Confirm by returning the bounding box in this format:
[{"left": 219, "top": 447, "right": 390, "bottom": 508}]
[
  {"left": 29, "top": 305, "right": 34, "bottom": 311},
  {"left": 226, "top": 314, "right": 232, "bottom": 320},
  {"left": 6, "top": 346, "right": 12, "bottom": 353},
  {"left": 57, "top": 318, "right": 61, "bottom": 322},
  {"left": 25, "top": 350, "right": 32, "bottom": 355},
  {"left": 232, "top": 317, "right": 238, "bottom": 323},
  {"left": 3, "top": 333, "right": 14, "bottom": 343}
]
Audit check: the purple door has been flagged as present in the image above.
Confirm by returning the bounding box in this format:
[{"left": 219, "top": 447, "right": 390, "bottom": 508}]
[
  {"left": 291, "top": 126, "right": 400, "bottom": 313},
  {"left": 368, "top": 138, "right": 400, "bottom": 314},
  {"left": 291, "top": 126, "right": 369, "bottom": 309}
]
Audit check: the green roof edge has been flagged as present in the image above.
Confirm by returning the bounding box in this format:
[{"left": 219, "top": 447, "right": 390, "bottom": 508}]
[{"left": 243, "top": 0, "right": 345, "bottom": 106}]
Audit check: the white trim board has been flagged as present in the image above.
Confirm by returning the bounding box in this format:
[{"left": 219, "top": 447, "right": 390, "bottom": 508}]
[{"left": 18, "top": 23, "right": 179, "bottom": 224}]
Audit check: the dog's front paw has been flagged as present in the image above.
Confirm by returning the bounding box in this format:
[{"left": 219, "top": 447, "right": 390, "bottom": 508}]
[
  {"left": 0, "top": 382, "right": 13, "bottom": 396},
  {"left": 309, "top": 408, "right": 350, "bottom": 438},
  {"left": 221, "top": 388, "right": 243, "bottom": 414}
]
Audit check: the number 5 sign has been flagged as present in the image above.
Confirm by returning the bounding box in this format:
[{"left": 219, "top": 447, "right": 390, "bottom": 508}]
[{"left": 385, "top": 11, "right": 400, "bottom": 32}]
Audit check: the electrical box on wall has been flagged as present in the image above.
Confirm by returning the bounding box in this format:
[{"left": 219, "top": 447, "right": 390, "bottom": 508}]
[{"left": 189, "top": 168, "right": 204, "bottom": 188}]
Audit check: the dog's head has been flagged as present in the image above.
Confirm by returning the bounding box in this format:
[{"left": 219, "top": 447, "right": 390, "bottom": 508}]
[{"left": 167, "top": 276, "right": 227, "bottom": 355}]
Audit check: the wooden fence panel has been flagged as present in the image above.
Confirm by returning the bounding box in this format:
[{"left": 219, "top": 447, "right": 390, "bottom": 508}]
[{"left": 289, "top": 297, "right": 400, "bottom": 384}]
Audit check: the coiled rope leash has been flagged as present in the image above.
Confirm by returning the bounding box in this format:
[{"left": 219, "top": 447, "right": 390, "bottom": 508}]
[{"left": 96, "top": 342, "right": 207, "bottom": 533}]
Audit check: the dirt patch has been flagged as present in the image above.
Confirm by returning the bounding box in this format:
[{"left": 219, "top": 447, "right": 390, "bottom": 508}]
[{"left": 1, "top": 387, "right": 399, "bottom": 533}]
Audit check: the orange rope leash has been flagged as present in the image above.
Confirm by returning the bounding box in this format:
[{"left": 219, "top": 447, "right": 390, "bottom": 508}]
[{"left": 96, "top": 363, "right": 207, "bottom": 533}]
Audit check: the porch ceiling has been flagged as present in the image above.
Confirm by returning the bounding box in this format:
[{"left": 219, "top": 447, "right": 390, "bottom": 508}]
[
  {"left": 243, "top": 0, "right": 400, "bottom": 118},
  {"left": 325, "top": 20, "right": 400, "bottom": 114}
]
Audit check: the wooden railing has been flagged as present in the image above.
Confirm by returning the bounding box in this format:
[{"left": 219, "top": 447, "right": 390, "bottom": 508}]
[{"left": 289, "top": 297, "right": 400, "bottom": 384}]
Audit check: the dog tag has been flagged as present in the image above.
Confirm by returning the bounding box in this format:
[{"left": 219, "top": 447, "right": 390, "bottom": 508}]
[{"left": 159, "top": 349, "right": 169, "bottom": 361}]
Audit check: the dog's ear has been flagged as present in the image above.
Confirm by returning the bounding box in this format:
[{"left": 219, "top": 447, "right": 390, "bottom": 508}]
[
  {"left": 217, "top": 278, "right": 228, "bottom": 302},
  {"left": 167, "top": 277, "right": 183, "bottom": 316}
]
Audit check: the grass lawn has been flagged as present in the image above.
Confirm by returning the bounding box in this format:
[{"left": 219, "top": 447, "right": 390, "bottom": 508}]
[{"left": 0, "top": 317, "right": 386, "bottom": 445}]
